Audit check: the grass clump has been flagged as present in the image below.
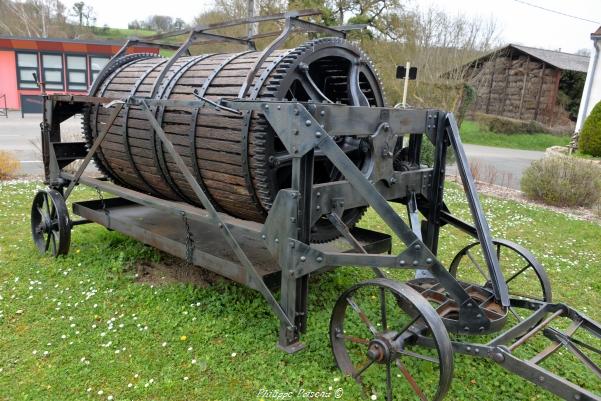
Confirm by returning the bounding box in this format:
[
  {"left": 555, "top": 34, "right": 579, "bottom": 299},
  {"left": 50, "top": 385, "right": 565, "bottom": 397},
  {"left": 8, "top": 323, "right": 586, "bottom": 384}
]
[
  {"left": 521, "top": 156, "right": 601, "bottom": 207},
  {"left": 459, "top": 120, "right": 569, "bottom": 151},
  {"left": 579, "top": 101, "right": 601, "bottom": 157},
  {"left": 0, "top": 150, "right": 20, "bottom": 179}
]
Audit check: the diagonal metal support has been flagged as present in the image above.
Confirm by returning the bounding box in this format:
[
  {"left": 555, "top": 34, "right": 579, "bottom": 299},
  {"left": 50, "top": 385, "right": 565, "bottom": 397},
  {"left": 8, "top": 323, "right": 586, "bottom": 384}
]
[
  {"left": 446, "top": 114, "right": 510, "bottom": 307},
  {"left": 64, "top": 102, "right": 125, "bottom": 200},
  {"left": 137, "top": 99, "right": 294, "bottom": 329},
  {"left": 327, "top": 212, "right": 385, "bottom": 279}
]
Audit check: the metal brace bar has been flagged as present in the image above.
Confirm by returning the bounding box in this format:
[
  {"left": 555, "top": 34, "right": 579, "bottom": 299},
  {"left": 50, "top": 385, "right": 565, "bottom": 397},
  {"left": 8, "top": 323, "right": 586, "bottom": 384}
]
[
  {"left": 446, "top": 113, "right": 510, "bottom": 307},
  {"left": 137, "top": 100, "right": 294, "bottom": 329},
  {"left": 63, "top": 102, "right": 124, "bottom": 199},
  {"left": 327, "top": 212, "right": 385, "bottom": 278}
]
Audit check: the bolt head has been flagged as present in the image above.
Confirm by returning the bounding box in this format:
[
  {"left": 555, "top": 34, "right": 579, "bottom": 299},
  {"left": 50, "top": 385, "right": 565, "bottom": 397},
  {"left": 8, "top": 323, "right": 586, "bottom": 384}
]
[
  {"left": 305, "top": 120, "right": 312, "bottom": 126},
  {"left": 315, "top": 131, "right": 322, "bottom": 138},
  {"left": 412, "top": 260, "right": 418, "bottom": 266},
  {"left": 274, "top": 238, "right": 279, "bottom": 243},
  {"left": 425, "top": 257, "right": 433, "bottom": 264},
  {"left": 316, "top": 256, "right": 323, "bottom": 263},
  {"left": 261, "top": 234, "right": 266, "bottom": 239},
  {"left": 492, "top": 352, "right": 505, "bottom": 363},
  {"left": 399, "top": 260, "right": 406, "bottom": 266},
  {"left": 300, "top": 256, "right": 306, "bottom": 262},
  {"left": 320, "top": 110, "right": 326, "bottom": 116},
  {"left": 415, "top": 244, "right": 421, "bottom": 250},
  {"left": 264, "top": 104, "right": 269, "bottom": 110}
]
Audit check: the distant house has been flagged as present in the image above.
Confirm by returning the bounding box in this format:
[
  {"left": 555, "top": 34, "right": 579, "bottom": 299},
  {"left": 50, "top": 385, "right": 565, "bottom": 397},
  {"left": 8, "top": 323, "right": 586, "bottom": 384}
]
[
  {"left": 459, "top": 44, "right": 589, "bottom": 126},
  {"left": 0, "top": 35, "right": 158, "bottom": 113},
  {"left": 576, "top": 26, "right": 601, "bottom": 132}
]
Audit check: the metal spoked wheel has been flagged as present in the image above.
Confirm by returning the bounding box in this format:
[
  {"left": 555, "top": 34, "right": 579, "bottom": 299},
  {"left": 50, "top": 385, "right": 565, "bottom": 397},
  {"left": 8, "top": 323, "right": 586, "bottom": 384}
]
[
  {"left": 449, "top": 239, "right": 552, "bottom": 326},
  {"left": 330, "top": 278, "right": 453, "bottom": 401},
  {"left": 31, "top": 189, "right": 71, "bottom": 257}
]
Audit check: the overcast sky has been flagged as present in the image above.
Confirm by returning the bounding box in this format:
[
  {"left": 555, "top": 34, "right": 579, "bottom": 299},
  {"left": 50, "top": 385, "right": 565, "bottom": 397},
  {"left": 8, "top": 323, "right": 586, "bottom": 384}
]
[{"left": 63, "top": 0, "right": 601, "bottom": 54}]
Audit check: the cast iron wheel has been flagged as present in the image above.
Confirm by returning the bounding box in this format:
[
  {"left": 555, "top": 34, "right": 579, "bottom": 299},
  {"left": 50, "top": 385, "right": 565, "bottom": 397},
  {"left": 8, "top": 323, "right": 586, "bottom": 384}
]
[
  {"left": 449, "top": 239, "right": 552, "bottom": 327},
  {"left": 330, "top": 278, "right": 453, "bottom": 401},
  {"left": 31, "top": 189, "right": 71, "bottom": 257}
]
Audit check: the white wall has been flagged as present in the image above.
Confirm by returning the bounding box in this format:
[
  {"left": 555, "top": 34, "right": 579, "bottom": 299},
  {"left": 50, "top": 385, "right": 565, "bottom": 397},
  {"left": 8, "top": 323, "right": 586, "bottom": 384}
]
[{"left": 576, "top": 35, "right": 601, "bottom": 132}]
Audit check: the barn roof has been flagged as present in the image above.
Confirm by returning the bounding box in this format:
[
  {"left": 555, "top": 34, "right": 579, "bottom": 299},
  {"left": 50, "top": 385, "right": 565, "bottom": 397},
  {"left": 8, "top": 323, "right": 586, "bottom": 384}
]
[
  {"left": 593, "top": 26, "right": 601, "bottom": 39},
  {"left": 465, "top": 44, "right": 590, "bottom": 74},
  {"left": 510, "top": 44, "right": 590, "bottom": 73}
]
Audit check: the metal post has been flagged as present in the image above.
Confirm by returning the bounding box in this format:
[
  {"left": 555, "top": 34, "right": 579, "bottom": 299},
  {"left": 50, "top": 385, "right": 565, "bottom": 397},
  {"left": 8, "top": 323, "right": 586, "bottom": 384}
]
[
  {"left": 278, "top": 150, "right": 314, "bottom": 352},
  {"left": 247, "top": 0, "right": 258, "bottom": 38}
]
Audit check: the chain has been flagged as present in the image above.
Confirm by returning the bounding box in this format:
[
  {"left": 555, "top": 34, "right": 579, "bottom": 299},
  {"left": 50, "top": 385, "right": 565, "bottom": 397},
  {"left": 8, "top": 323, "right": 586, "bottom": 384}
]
[
  {"left": 95, "top": 186, "right": 110, "bottom": 227},
  {"left": 180, "top": 211, "right": 194, "bottom": 264}
]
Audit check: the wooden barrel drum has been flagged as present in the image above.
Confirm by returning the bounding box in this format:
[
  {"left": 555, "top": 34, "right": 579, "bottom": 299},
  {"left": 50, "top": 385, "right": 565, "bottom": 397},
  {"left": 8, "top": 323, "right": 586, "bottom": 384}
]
[{"left": 84, "top": 38, "right": 386, "bottom": 242}]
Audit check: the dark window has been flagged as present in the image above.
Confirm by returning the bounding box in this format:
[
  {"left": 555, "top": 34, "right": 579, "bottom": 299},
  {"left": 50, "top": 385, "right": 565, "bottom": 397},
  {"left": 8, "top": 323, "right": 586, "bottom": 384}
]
[
  {"left": 16, "top": 52, "right": 39, "bottom": 89},
  {"left": 66, "top": 55, "right": 88, "bottom": 91},
  {"left": 41, "top": 53, "right": 64, "bottom": 90},
  {"left": 89, "top": 56, "right": 110, "bottom": 83}
]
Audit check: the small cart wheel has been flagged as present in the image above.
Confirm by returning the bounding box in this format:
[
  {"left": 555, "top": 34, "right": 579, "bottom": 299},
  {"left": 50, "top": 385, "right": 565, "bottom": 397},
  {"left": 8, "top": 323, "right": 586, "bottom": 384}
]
[
  {"left": 31, "top": 189, "right": 71, "bottom": 257},
  {"left": 330, "top": 278, "right": 453, "bottom": 401},
  {"left": 449, "top": 239, "right": 552, "bottom": 324}
]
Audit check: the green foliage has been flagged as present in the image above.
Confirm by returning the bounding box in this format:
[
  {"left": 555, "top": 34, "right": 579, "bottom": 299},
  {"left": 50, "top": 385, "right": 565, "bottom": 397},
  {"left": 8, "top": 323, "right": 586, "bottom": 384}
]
[
  {"left": 459, "top": 120, "right": 569, "bottom": 151},
  {"left": 420, "top": 140, "right": 456, "bottom": 167},
  {"left": 456, "top": 84, "right": 477, "bottom": 124},
  {"left": 558, "top": 71, "right": 586, "bottom": 120},
  {"left": 521, "top": 156, "right": 601, "bottom": 207},
  {"left": 579, "top": 101, "right": 601, "bottom": 157}
]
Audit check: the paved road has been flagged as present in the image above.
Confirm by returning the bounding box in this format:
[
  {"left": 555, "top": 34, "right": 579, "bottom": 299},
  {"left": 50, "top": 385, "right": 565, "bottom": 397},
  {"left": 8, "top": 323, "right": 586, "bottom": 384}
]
[
  {"left": 0, "top": 111, "right": 545, "bottom": 188},
  {"left": 447, "top": 144, "right": 545, "bottom": 189},
  {"left": 0, "top": 111, "right": 82, "bottom": 176}
]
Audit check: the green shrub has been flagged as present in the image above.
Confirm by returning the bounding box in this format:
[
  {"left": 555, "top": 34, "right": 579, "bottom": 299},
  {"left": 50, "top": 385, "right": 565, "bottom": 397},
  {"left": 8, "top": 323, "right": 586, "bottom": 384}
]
[
  {"left": 579, "top": 101, "right": 601, "bottom": 157},
  {"left": 521, "top": 156, "right": 601, "bottom": 207},
  {"left": 420, "top": 139, "right": 456, "bottom": 167},
  {"left": 475, "top": 114, "right": 549, "bottom": 135}
]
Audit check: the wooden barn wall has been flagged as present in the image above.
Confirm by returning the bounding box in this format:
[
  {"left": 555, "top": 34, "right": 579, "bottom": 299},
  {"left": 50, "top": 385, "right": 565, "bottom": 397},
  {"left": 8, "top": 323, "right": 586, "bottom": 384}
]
[{"left": 465, "top": 54, "right": 562, "bottom": 125}]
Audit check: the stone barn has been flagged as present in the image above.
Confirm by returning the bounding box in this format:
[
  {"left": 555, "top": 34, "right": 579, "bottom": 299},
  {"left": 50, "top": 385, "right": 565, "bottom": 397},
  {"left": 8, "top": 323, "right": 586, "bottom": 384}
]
[{"left": 461, "top": 44, "right": 589, "bottom": 126}]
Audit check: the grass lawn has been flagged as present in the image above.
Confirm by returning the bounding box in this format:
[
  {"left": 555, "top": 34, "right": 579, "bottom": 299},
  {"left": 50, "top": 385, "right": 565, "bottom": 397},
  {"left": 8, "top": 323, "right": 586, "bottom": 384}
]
[
  {"left": 93, "top": 28, "right": 156, "bottom": 40},
  {"left": 459, "top": 120, "right": 570, "bottom": 151},
  {"left": 1, "top": 180, "right": 600, "bottom": 400}
]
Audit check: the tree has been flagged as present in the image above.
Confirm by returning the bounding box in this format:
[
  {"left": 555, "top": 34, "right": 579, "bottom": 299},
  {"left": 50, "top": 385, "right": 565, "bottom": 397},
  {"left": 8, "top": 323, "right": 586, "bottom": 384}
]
[{"left": 71, "top": 1, "right": 95, "bottom": 27}]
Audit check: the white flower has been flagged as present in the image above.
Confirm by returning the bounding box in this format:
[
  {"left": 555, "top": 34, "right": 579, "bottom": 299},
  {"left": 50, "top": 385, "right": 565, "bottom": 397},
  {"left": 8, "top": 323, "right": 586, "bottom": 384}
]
[
  {"left": 371, "top": 395, "right": 377, "bottom": 400},
  {"left": 32, "top": 350, "right": 37, "bottom": 355},
  {"left": 127, "top": 383, "right": 133, "bottom": 388},
  {"left": 231, "top": 352, "right": 237, "bottom": 357},
  {"left": 183, "top": 377, "right": 189, "bottom": 381},
  {"left": 191, "top": 359, "right": 196, "bottom": 364},
  {"left": 107, "top": 396, "right": 113, "bottom": 401},
  {"left": 98, "top": 390, "right": 103, "bottom": 395},
  {"left": 161, "top": 342, "right": 167, "bottom": 347}
]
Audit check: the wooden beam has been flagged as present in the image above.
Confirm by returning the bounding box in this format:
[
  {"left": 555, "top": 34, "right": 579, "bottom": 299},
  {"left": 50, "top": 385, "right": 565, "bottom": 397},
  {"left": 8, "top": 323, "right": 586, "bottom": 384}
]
[
  {"left": 500, "top": 55, "right": 512, "bottom": 116},
  {"left": 533, "top": 63, "right": 546, "bottom": 121},
  {"left": 485, "top": 57, "right": 497, "bottom": 114},
  {"left": 518, "top": 55, "right": 530, "bottom": 120}
]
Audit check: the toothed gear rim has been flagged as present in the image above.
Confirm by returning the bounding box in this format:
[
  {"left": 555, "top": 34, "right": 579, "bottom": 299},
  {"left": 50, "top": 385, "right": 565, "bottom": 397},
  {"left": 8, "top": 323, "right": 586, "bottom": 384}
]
[
  {"left": 255, "top": 37, "right": 386, "bottom": 242},
  {"left": 82, "top": 53, "right": 163, "bottom": 182}
]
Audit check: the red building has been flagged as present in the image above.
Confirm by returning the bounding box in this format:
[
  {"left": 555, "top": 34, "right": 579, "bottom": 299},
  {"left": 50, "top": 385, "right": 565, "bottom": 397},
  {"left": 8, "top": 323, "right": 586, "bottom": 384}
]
[{"left": 0, "top": 35, "right": 158, "bottom": 112}]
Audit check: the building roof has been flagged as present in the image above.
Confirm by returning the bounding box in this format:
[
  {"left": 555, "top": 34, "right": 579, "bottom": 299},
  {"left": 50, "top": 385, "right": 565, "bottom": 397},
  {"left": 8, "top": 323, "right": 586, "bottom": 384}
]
[
  {"left": 510, "top": 44, "right": 590, "bottom": 73},
  {"left": 465, "top": 43, "right": 590, "bottom": 74},
  {"left": 593, "top": 26, "right": 601, "bottom": 39}
]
